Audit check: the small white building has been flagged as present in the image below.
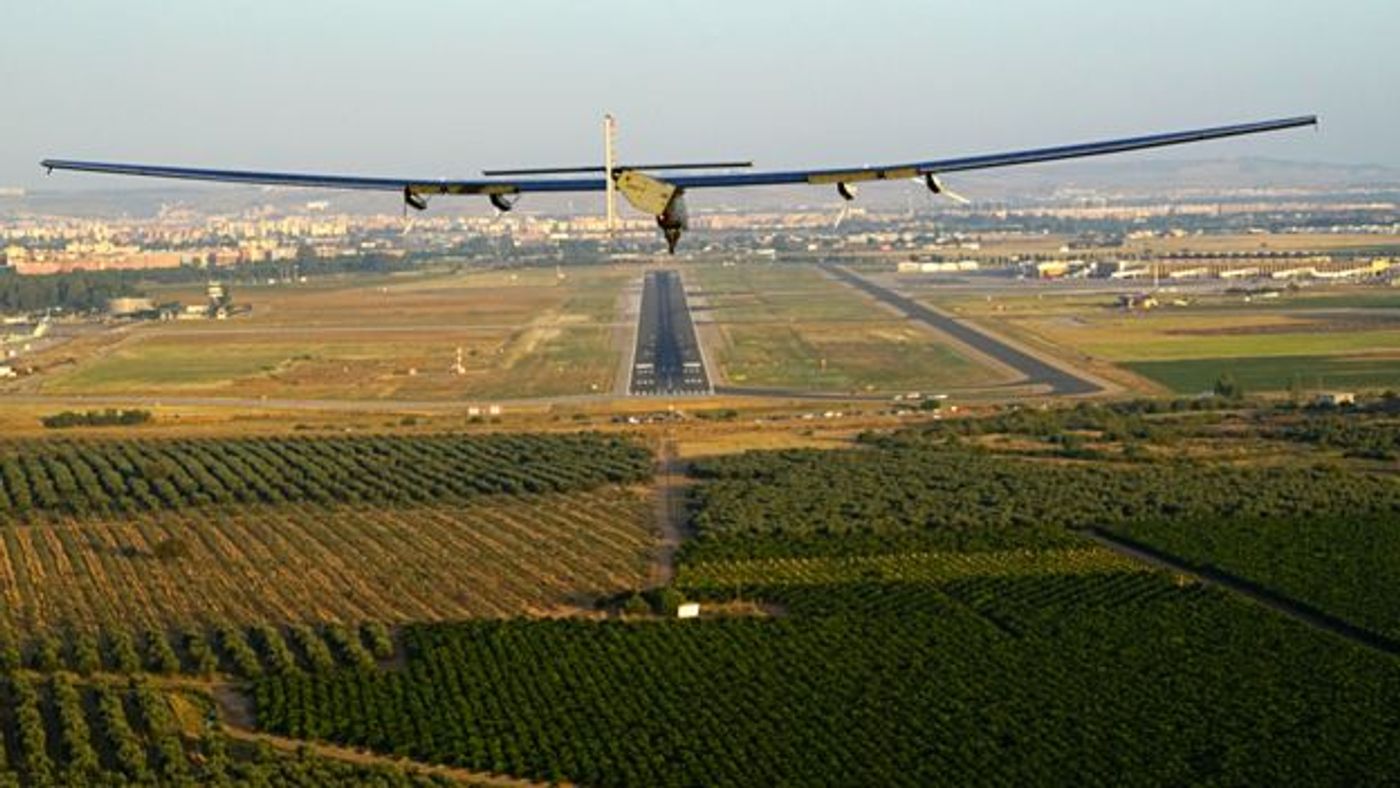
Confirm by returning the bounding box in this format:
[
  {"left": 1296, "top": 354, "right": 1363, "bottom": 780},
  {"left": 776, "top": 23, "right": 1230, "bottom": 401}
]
[{"left": 1315, "top": 392, "right": 1356, "bottom": 407}]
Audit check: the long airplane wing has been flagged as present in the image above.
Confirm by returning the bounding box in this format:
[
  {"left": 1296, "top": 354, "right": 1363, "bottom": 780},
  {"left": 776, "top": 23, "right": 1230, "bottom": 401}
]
[
  {"left": 36, "top": 159, "right": 586, "bottom": 195},
  {"left": 668, "top": 115, "right": 1317, "bottom": 189},
  {"left": 41, "top": 115, "right": 1316, "bottom": 195},
  {"left": 41, "top": 114, "right": 1317, "bottom": 251}
]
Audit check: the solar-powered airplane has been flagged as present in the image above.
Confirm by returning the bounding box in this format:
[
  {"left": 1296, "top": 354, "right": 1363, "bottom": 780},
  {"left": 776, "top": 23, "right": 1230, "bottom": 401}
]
[{"left": 42, "top": 114, "right": 1316, "bottom": 253}]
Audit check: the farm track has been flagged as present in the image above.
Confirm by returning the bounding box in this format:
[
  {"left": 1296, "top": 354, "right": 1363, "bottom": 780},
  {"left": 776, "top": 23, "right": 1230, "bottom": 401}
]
[
  {"left": 651, "top": 437, "right": 685, "bottom": 588},
  {"left": 1083, "top": 528, "right": 1400, "bottom": 658},
  {"left": 218, "top": 723, "right": 558, "bottom": 787},
  {"left": 145, "top": 677, "right": 559, "bottom": 788}
]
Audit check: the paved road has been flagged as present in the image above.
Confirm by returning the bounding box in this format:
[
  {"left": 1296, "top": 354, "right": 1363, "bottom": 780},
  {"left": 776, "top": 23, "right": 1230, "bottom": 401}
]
[
  {"left": 821, "top": 264, "right": 1103, "bottom": 396},
  {"left": 629, "top": 270, "right": 712, "bottom": 396}
]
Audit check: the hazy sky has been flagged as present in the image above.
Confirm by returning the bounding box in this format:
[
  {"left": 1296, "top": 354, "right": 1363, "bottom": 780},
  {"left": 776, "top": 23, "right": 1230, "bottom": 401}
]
[{"left": 2, "top": 0, "right": 1396, "bottom": 190}]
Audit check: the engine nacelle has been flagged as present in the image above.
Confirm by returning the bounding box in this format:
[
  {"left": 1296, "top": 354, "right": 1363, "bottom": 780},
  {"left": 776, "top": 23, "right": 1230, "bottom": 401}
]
[
  {"left": 656, "top": 190, "right": 689, "bottom": 254},
  {"left": 403, "top": 187, "right": 428, "bottom": 211},
  {"left": 924, "top": 173, "right": 945, "bottom": 194},
  {"left": 837, "top": 181, "right": 858, "bottom": 201},
  {"left": 489, "top": 193, "right": 517, "bottom": 212}
]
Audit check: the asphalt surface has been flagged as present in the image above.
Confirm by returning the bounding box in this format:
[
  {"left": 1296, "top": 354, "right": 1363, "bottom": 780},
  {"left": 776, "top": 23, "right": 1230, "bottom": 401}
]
[
  {"left": 820, "top": 264, "right": 1102, "bottom": 396},
  {"left": 629, "top": 270, "right": 712, "bottom": 396}
]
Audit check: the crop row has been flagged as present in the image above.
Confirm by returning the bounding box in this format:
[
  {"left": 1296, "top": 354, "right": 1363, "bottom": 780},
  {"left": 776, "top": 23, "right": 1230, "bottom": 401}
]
[
  {"left": 0, "top": 491, "right": 654, "bottom": 634},
  {"left": 0, "top": 620, "right": 395, "bottom": 678},
  {"left": 685, "top": 443, "right": 1400, "bottom": 560},
  {"left": 0, "top": 674, "right": 442, "bottom": 786},
  {"left": 0, "top": 432, "right": 652, "bottom": 521},
  {"left": 246, "top": 429, "right": 1392, "bottom": 786},
  {"left": 674, "top": 546, "right": 1141, "bottom": 592},
  {"left": 1110, "top": 514, "right": 1400, "bottom": 641},
  {"left": 254, "top": 577, "right": 1400, "bottom": 787}
]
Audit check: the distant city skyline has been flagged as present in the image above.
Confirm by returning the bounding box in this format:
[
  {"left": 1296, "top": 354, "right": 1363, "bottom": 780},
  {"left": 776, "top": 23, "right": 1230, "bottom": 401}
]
[{"left": 3, "top": 0, "right": 1397, "bottom": 192}]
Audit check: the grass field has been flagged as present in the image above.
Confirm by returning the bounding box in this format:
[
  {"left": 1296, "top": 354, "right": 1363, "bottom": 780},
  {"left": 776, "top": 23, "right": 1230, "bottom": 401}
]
[
  {"left": 1025, "top": 314, "right": 1398, "bottom": 361},
  {"left": 1264, "top": 290, "right": 1400, "bottom": 310},
  {"left": 36, "top": 266, "right": 631, "bottom": 400},
  {"left": 0, "top": 490, "right": 655, "bottom": 634},
  {"left": 1125, "top": 353, "right": 1400, "bottom": 394},
  {"left": 922, "top": 286, "right": 1400, "bottom": 393},
  {"left": 689, "top": 263, "right": 1009, "bottom": 391}
]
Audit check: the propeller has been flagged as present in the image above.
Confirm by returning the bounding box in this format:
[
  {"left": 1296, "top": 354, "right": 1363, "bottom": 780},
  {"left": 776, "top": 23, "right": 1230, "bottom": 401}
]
[
  {"left": 921, "top": 173, "right": 971, "bottom": 205},
  {"left": 832, "top": 202, "right": 852, "bottom": 230}
]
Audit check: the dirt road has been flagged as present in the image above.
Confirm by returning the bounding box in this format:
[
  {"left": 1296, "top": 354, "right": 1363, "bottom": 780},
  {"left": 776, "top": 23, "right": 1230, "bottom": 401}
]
[
  {"left": 651, "top": 434, "right": 685, "bottom": 587},
  {"left": 1082, "top": 528, "right": 1400, "bottom": 658}
]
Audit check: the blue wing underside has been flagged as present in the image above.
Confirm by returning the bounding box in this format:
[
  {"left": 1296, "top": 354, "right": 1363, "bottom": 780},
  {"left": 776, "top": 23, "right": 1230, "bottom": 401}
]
[{"left": 41, "top": 115, "right": 1316, "bottom": 196}]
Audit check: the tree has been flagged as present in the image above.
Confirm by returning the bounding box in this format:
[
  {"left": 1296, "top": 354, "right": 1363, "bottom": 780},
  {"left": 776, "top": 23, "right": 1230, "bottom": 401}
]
[
  {"left": 0, "top": 630, "right": 21, "bottom": 672},
  {"left": 623, "top": 593, "right": 651, "bottom": 616},
  {"left": 1213, "top": 373, "right": 1244, "bottom": 401},
  {"left": 650, "top": 586, "right": 687, "bottom": 616},
  {"left": 152, "top": 536, "right": 191, "bottom": 562}
]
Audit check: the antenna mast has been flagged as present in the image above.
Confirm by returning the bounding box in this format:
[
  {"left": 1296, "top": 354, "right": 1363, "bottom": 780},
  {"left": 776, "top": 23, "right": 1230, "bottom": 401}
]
[{"left": 603, "top": 113, "right": 617, "bottom": 233}]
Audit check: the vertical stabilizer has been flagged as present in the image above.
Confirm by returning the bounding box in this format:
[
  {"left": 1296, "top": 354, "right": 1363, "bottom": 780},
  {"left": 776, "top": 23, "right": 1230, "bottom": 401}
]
[{"left": 603, "top": 113, "right": 617, "bottom": 232}]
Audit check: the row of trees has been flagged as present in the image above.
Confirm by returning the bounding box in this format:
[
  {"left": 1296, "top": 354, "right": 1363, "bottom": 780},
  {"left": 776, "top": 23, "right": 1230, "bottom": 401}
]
[
  {"left": 0, "top": 620, "right": 396, "bottom": 678},
  {"left": 246, "top": 423, "right": 1398, "bottom": 785},
  {"left": 1112, "top": 511, "right": 1400, "bottom": 641},
  {"left": 684, "top": 441, "right": 1400, "bottom": 563},
  {"left": 870, "top": 399, "right": 1241, "bottom": 447},
  {"left": 0, "top": 268, "right": 138, "bottom": 313},
  {"left": 1276, "top": 414, "right": 1400, "bottom": 460},
  {"left": 0, "top": 675, "right": 445, "bottom": 785},
  {"left": 40, "top": 408, "right": 152, "bottom": 429},
  {"left": 253, "top": 573, "right": 1400, "bottom": 786},
  {"left": 0, "top": 254, "right": 434, "bottom": 314},
  {"left": 686, "top": 424, "right": 1400, "bottom": 641},
  {"left": 883, "top": 399, "right": 1400, "bottom": 459},
  {"left": 0, "top": 432, "right": 652, "bottom": 521}
]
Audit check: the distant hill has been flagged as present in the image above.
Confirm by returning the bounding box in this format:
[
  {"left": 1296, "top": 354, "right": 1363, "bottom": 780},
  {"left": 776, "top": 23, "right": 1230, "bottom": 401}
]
[{"left": 961, "top": 157, "right": 1400, "bottom": 194}]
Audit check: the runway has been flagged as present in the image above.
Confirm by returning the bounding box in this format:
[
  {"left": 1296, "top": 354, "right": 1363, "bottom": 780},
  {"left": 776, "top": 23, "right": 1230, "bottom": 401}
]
[
  {"left": 629, "top": 270, "right": 712, "bottom": 396},
  {"left": 820, "top": 264, "right": 1103, "bottom": 396}
]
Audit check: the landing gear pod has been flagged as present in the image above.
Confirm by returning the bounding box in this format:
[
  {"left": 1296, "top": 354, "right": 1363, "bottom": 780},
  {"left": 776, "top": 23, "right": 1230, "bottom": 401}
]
[
  {"left": 657, "top": 190, "right": 689, "bottom": 254},
  {"left": 837, "top": 182, "right": 858, "bottom": 201}
]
